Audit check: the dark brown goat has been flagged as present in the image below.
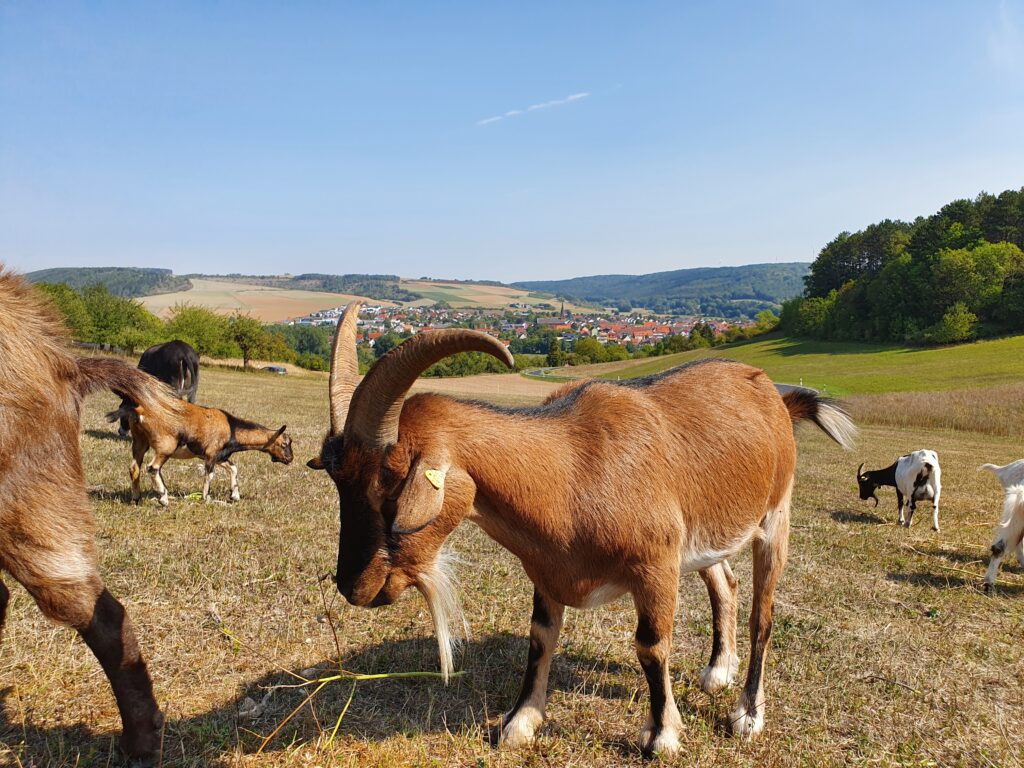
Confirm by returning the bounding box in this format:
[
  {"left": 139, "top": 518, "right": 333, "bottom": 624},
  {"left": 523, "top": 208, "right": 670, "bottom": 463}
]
[
  {"left": 311, "top": 304, "right": 856, "bottom": 756},
  {"left": 0, "top": 268, "right": 185, "bottom": 760},
  {"left": 107, "top": 400, "right": 293, "bottom": 506}
]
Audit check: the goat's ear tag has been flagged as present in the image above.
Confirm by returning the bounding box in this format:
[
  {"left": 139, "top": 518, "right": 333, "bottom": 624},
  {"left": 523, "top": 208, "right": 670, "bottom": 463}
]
[{"left": 424, "top": 469, "right": 445, "bottom": 490}]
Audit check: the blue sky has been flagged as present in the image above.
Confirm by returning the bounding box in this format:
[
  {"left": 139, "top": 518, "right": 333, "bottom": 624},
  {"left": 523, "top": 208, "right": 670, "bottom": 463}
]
[{"left": 2, "top": 1, "right": 1022, "bottom": 281}]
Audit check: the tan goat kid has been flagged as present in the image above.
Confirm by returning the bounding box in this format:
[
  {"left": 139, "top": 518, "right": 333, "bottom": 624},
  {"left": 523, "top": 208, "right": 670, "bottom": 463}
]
[
  {"left": 109, "top": 400, "right": 293, "bottom": 506},
  {"left": 0, "top": 269, "right": 186, "bottom": 760},
  {"left": 311, "top": 304, "right": 856, "bottom": 756}
]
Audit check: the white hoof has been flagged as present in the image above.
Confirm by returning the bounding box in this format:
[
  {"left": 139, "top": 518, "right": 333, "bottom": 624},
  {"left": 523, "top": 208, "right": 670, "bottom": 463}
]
[
  {"left": 731, "top": 695, "right": 764, "bottom": 739},
  {"left": 158, "top": 495, "right": 170, "bottom": 508},
  {"left": 230, "top": 492, "right": 241, "bottom": 503},
  {"left": 500, "top": 708, "right": 542, "bottom": 747},
  {"left": 699, "top": 653, "right": 738, "bottom": 693},
  {"left": 639, "top": 717, "right": 681, "bottom": 757}
]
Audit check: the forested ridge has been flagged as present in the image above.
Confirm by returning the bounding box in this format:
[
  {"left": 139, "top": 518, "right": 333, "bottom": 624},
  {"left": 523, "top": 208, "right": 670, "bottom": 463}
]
[
  {"left": 26, "top": 267, "right": 191, "bottom": 297},
  {"left": 782, "top": 188, "right": 1024, "bottom": 343},
  {"left": 514, "top": 262, "right": 809, "bottom": 317}
]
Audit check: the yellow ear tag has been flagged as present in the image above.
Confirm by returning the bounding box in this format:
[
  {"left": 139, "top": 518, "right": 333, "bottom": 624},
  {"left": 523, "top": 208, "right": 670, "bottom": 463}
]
[{"left": 424, "top": 469, "right": 445, "bottom": 490}]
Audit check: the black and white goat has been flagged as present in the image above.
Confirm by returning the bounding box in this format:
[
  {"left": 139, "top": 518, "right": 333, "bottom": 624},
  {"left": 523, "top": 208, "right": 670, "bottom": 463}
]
[
  {"left": 857, "top": 450, "right": 942, "bottom": 531},
  {"left": 980, "top": 460, "right": 1024, "bottom": 592}
]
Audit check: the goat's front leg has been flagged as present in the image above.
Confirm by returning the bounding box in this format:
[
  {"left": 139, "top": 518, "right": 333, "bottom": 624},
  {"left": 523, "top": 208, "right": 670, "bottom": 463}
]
[
  {"left": 698, "top": 560, "right": 739, "bottom": 693},
  {"left": 896, "top": 489, "right": 905, "bottom": 525},
  {"left": 501, "top": 588, "right": 564, "bottom": 747},
  {"left": 147, "top": 455, "right": 170, "bottom": 507},
  {"left": 633, "top": 576, "right": 683, "bottom": 757},
  {"left": 931, "top": 493, "right": 940, "bottom": 532}
]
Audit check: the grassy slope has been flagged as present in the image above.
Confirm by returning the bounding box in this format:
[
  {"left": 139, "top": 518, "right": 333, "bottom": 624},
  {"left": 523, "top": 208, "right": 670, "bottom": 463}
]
[
  {"left": 548, "top": 334, "right": 1024, "bottom": 396},
  {"left": 0, "top": 366, "right": 1021, "bottom": 766}
]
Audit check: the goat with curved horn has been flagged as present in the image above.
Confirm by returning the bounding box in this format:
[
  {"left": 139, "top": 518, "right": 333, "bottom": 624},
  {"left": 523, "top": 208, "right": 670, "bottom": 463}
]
[
  {"left": 344, "top": 329, "right": 514, "bottom": 448},
  {"left": 329, "top": 302, "right": 362, "bottom": 435}
]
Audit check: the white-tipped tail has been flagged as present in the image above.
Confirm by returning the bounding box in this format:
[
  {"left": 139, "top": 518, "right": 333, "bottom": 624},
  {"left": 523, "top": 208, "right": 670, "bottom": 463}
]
[
  {"left": 815, "top": 401, "right": 858, "bottom": 450},
  {"left": 416, "top": 552, "right": 468, "bottom": 683}
]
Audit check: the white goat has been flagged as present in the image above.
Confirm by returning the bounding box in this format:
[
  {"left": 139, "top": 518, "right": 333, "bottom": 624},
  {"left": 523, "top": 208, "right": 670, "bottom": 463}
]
[
  {"left": 857, "top": 449, "right": 942, "bottom": 531},
  {"left": 980, "top": 460, "right": 1024, "bottom": 592}
]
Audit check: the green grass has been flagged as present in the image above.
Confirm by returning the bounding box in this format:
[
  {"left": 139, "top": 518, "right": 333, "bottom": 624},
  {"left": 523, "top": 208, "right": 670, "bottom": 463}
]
[{"left": 576, "top": 334, "right": 1024, "bottom": 396}]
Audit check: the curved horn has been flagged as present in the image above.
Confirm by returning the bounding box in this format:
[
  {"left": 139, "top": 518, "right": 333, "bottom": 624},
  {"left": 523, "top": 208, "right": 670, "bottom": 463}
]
[
  {"left": 857, "top": 462, "right": 865, "bottom": 478},
  {"left": 345, "top": 330, "right": 515, "bottom": 448},
  {"left": 329, "top": 303, "right": 362, "bottom": 434}
]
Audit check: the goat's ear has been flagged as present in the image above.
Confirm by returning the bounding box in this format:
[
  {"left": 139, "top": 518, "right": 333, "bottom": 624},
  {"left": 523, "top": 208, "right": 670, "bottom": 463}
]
[
  {"left": 392, "top": 458, "right": 448, "bottom": 535},
  {"left": 275, "top": 425, "right": 287, "bottom": 439},
  {"left": 307, "top": 455, "right": 325, "bottom": 470}
]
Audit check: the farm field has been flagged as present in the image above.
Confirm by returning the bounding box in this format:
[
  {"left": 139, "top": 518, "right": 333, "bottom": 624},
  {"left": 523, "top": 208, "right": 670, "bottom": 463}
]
[
  {"left": 1, "top": 364, "right": 1023, "bottom": 767},
  {"left": 140, "top": 279, "right": 397, "bottom": 323},
  {"left": 138, "top": 277, "right": 587, "bottom": 321},
  {"left": 402, "top": 280, "right": 590, "bottom": 311}
]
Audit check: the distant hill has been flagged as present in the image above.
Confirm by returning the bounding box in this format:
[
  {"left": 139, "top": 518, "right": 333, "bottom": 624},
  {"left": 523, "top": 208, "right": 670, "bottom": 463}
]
[
  {"left": 26, "top": 267, "right": 191, "bottom": 298},
  {"left": 513, "top": 262, "right": 810, "bottom": 317}
]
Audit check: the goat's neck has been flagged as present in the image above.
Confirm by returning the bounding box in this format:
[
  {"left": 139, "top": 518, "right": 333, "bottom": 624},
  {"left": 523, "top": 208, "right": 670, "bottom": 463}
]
[
  {"left": 439, "top": 399, "right": 576, "bottom": 543},
  {"left": 231, "top": 423, "right": 276, "bottom": 453}
]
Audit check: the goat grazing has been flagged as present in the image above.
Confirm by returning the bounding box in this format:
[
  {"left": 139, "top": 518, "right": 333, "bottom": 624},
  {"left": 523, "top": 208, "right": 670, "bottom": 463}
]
[
  {"left": 309, "top": 304, "right": 856, "bottom": 755},
  {"left": 857, "top": 450, "right": 942, "bottom": 531},
  {"left": 117, "top": 339, "right": 200, "bottom": 437},
  {"left": 980, "top": 460, "right": 1024, "bottom": 592},
  {"left": 108, "top": 399, "right": 293, "bottom": 506},
  {"left": 0, "top": 268, "right": 185, "bottom": 760}
]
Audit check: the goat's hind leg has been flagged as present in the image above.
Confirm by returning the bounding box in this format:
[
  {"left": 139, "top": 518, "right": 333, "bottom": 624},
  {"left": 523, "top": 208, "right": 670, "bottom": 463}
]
[
  {"left": 501, "top": 588, "right": 564, "bottom": 747},
  {"left": 733, "top": 503, "right": 790, "bottom": 739},
  {"left": 147, "top": 454, "right": 171, "bottom": 507},
  {"left": 219, "top": 460, "right": 240, "bottom": 502},
  {"left": 129, "top": 438, "right": 147, "bottom": 504},
  {"left": 5, "top": 540, "right": 162, "bottom": 759},
  {"left": 698, "top": 560, "right": 739, "bottom": 693},
  {"left": 0, "top": 577, "right": 9, "bottom": 642}
]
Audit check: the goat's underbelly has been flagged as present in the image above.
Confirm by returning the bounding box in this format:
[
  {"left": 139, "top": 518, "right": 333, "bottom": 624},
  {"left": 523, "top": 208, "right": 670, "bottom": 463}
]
[{"left": 171, "top": 446, "right": 196, "bottom": 460}]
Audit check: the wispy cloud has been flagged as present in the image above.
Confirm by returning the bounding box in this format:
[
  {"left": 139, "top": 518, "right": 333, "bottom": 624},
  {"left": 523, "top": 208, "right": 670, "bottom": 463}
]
[
  {"left": 988, "top": 0, "right": 1023, "bottom": 73},
  {"left": 477, "top": 92, "right": 590, "bottom": 126}
]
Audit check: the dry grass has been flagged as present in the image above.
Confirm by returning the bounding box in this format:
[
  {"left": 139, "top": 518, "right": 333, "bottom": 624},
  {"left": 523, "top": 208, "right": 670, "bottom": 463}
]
[
  {"left": 2, "top": 367, "right": 1023, "bottom": 767},
  {"left": 848, "top": 383, "right": 1024, "bottom": 440}
]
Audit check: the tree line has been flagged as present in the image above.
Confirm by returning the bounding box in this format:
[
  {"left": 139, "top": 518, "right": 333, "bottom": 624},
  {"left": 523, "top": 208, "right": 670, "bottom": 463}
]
[{"left": 782, "top": 188, "right": 1024, "bottom": 343}]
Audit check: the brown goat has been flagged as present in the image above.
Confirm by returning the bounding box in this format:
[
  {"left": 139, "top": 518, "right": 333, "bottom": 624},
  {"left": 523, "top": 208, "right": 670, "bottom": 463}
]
[
  {"left": 311, "top": 305, "right": 856, "bottom": 756},
  {"left": 0, "top": 268, "right": 186, "bottom": 760},
  {"left": 107, "top": 400, "right": 293, "bottom": 506}
]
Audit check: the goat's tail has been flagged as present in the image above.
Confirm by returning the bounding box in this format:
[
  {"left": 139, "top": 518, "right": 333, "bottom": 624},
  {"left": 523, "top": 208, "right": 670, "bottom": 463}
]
[
  {"left": 74, "top": 357, "right": 186, "bottom": 422},
  {"left": 780, "top": 387, "right": 857, "bottom": 450}
]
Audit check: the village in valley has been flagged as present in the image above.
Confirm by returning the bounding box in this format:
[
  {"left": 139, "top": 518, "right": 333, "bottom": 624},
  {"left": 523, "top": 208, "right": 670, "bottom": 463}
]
[{"left": 290, "top": 302, "right": 757, "bottom": 353}]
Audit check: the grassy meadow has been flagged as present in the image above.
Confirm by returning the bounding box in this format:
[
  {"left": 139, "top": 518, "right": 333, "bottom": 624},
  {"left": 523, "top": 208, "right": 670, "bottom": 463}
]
[{"left": 1, "top": 354, "right": 1023, "bottom": 766}]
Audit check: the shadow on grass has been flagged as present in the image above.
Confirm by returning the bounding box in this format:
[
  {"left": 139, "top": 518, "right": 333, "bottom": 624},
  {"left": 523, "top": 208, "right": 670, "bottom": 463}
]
[
  {"left": 1, "top": 632, "right": 688, "bottom": 766},
  {"left": 84, "top": 428, "right": 129, "bottom": 443},
  {"left": 830, "top": 509, "right": 888, "bottom": 525},
  {"left": 887, "top": 569, "right": 1024, "bottom": 595}
]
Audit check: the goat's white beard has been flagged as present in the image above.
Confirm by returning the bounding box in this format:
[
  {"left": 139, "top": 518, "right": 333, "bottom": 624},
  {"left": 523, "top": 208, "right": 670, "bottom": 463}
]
[{"left": 416, "top": 552, "right": 468, "bottom": 684}]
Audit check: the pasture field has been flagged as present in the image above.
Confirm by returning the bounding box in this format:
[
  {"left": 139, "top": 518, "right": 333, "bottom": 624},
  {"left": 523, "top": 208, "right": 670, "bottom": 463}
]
[
  {"left": 542, "top": 334, "right": 1024, "bottom": 396},
  {"left": 1, "top": 365, "right": 1023, "bottom": 767},
  {"left": 140, "top": 279, "right": 397, "bottom": 323}
]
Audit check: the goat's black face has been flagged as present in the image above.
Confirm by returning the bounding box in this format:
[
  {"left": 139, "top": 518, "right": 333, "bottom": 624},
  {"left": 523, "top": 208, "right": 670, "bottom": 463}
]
[{"left": 857, "top": 475, "right": 879, "bottom": 505}]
